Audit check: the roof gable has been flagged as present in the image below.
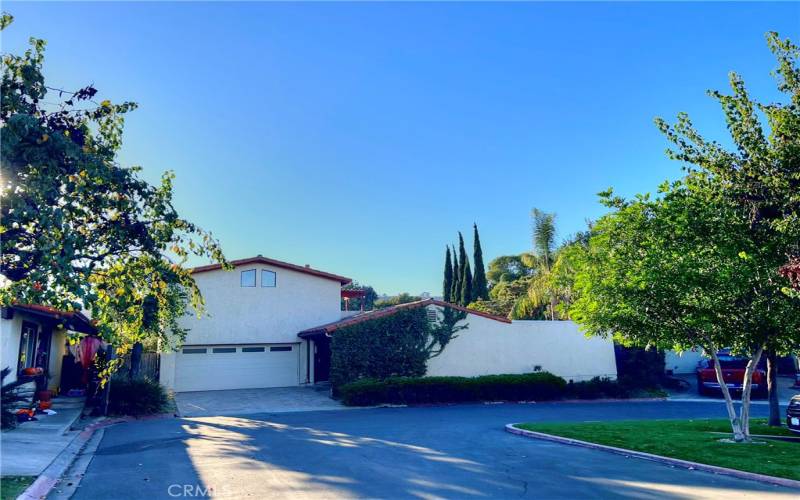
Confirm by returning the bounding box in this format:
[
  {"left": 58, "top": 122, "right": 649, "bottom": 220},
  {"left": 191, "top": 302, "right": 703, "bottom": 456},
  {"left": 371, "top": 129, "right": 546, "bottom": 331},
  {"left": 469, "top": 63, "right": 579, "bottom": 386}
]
[{"left": 192, "top": 256, "right": 352, "bottom": 285}]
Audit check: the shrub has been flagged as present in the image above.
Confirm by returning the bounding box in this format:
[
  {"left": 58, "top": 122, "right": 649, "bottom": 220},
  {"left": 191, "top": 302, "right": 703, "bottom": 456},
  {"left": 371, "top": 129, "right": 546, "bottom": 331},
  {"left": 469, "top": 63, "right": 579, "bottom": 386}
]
[
  {"left": 108, "top": 378, "right": 168, "bottom": 416},
  {"left": 614, "top": 345, "right": 665, "bottom": 389},
  {"left": 331, "top": 308, "right": 429, "bottom": 391},
  {"left": 339, "top": 372, "right": 567, "bottom": 406},
  {"left": 565, "top": 377, "right": 632, "bottom": 399}
]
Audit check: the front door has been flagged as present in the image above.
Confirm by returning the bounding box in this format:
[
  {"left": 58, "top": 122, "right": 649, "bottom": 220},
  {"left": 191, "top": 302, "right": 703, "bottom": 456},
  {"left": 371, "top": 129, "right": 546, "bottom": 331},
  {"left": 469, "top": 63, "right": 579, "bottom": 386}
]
[
  {"left": 313, "top": 337, "right": 331, "bottom": 383},
  {"left": 18, "top": 321, "right": 51, "bottom": 376}
]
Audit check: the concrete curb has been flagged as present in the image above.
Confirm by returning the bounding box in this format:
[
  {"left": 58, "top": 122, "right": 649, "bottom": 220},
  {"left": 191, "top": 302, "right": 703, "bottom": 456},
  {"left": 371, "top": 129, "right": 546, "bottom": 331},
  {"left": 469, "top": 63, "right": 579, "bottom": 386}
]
[
  {"left": 667, "top": 398, "right": 776, "bottom": 405},
  {"left": 505, "top": 424, "right": 800, "bottom": 491},
  {"left": 16, "top": 418, "right": 112, "bottom": 500}
]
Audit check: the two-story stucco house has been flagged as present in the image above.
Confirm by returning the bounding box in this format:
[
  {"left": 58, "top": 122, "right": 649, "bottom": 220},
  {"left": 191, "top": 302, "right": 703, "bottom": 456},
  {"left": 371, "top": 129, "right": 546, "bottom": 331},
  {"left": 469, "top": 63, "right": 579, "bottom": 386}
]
[
  {"left": 159, "top": 255, "right": 351, "bottom": 392},
  {"left": 159, "top": 254, "right": 619, "bottom": 393}
]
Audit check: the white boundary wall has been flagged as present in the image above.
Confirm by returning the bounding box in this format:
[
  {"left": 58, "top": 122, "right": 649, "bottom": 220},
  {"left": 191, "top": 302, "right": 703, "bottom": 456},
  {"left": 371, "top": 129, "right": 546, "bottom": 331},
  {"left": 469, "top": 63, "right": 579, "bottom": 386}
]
[
  {"left": 426, "top": 311, "right": 617, "bottom": 382},
  {"left": 664, "top": 348, "right": 706, "bottom": 374}
]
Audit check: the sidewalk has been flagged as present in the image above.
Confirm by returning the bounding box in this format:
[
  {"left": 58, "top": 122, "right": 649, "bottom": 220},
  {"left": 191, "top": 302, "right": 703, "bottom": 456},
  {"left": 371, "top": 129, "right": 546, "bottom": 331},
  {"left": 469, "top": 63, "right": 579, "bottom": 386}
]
[{"left": 0, "top": 397, "right": 85, "bottom": 476}]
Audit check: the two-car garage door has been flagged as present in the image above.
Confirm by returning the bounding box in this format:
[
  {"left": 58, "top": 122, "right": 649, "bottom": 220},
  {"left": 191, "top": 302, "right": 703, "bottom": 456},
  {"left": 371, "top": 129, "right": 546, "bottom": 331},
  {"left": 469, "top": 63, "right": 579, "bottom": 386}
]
[{"left": 174, "top": 344, "right": 299, "bottom": 392}]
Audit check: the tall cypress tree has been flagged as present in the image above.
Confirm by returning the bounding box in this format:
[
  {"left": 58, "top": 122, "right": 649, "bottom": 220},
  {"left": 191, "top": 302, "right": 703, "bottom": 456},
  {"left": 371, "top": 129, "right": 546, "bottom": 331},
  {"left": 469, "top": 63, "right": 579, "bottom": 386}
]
[
  {"left": 471, "top": 223, "right": 488, "bottom": 300},
  {"left": 451, "top": 244, "right": 460, "bottom": 302},
  {"left": 457, "top": 232, "right": 472, "bottom": 305},
  {"left": 443, "top": 247, "right": 453, "bottom": 303},
  {"left": 460, "top": 257, "right": 473, "bottom": 306}
]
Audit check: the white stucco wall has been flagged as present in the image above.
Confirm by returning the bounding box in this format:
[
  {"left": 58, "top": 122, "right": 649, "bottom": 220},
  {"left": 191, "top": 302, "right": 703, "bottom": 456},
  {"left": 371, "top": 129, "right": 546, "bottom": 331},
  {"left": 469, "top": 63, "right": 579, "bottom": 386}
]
[
  {"left": 161, "top": 262, "right": 341, "bottom": 390},
  {"left": 1, "top": 315, "right": 23, "bottom": 384},
  {"left": 1, "top": 314, "right": 67, "bottom": 391},
  {"left": 426, "top": 312, "right": 617, "bottom": 382},
  {"left": 664, "top": 348, "right": 706, "bottom": 374},
  {"left": 181, "top": 264, "right": 344, "bottom": 345}
]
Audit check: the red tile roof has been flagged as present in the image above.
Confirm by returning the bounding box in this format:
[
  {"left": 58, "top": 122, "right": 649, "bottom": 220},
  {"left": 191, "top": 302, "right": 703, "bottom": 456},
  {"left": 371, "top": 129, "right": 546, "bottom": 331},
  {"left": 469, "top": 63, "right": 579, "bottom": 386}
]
[
  {"left": 10, "top": 304, "right": 95, "bottom": 333},
  {"left": 192, "top": 256, "right": 352, "bottom": 285},
  {"left": 298, "top": 299, "right": 510, "bottom": 337}
]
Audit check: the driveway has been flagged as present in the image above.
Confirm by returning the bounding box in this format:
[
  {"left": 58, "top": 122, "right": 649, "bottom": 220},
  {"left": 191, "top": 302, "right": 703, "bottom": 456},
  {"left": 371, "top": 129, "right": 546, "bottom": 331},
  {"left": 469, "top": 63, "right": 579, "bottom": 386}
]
[
  {"left": 71, "top": 401, "right": 796, "bottom": 499},
  {"left": 174, "top": 386, "right": 345, "bottom": 417},
  {"left": 667, "top": 374, "right": 799, "bottom": 402}
]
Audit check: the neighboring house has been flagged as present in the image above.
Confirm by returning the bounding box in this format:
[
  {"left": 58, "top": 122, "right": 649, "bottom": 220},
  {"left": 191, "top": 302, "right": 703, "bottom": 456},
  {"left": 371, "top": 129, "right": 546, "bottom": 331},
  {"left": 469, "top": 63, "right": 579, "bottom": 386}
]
[
  {"left": 159, "top": 255, "right": 617, "bottom": 393},
  {"left": 0, "top": 304, "right": 95, "bottom": 392}
]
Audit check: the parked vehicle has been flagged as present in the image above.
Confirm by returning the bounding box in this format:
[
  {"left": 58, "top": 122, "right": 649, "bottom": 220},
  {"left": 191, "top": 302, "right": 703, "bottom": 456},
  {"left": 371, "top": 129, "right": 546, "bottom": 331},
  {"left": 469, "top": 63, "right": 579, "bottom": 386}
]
[
  {"left": 695, "top": 351, "right": 767, "bottom": 398},
  {"left": 788, "top": 395, "right": 800, "bottom": 433}
]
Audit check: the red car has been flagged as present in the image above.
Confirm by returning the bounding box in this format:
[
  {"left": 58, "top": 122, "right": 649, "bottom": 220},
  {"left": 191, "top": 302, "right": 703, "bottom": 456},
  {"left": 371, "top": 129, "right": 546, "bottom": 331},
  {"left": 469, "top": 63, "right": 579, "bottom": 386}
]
[{"left": 696, "top": 352, "right": 767, "bottom": 398}]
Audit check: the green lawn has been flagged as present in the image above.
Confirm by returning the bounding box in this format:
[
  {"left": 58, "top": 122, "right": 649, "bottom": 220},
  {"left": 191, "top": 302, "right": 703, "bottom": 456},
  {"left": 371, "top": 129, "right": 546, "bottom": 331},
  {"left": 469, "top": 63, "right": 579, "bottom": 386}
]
[
  {"left": 1, "top": 476, "right": 34, "bottom": 500},
  {"left": 516, "top": 419, "right": 799, "bottom": 481}
]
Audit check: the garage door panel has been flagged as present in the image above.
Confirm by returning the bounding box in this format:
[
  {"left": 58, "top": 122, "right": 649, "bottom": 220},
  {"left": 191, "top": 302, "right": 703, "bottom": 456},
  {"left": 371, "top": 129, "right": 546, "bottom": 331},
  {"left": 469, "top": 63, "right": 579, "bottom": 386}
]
[{"left": 174, "top": 344, "right": 298, "bottom": 392}]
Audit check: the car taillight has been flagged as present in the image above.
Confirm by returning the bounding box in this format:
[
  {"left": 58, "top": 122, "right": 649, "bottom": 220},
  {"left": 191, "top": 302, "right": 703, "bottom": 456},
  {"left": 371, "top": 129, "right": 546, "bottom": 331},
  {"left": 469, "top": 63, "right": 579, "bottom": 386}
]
[{"left": 752, "top": 372, "right": 763, "bottom": 383}]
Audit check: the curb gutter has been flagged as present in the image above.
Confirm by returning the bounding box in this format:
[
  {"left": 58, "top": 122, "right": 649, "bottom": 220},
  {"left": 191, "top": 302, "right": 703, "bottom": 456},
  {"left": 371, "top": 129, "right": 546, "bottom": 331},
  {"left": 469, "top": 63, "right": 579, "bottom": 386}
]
[
  {"left": 505, "top": 423, "right": 800, "bottom": 491},
  {"left": 16, "top": 419, "right": 109, "bottom": 500}
]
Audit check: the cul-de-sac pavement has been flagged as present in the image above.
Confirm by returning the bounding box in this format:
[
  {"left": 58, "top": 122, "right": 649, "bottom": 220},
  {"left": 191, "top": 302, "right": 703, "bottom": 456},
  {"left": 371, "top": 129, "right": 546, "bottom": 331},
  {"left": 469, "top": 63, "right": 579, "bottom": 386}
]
[{"left": 65, "top": 399, "right": 795, "bottom": 499}]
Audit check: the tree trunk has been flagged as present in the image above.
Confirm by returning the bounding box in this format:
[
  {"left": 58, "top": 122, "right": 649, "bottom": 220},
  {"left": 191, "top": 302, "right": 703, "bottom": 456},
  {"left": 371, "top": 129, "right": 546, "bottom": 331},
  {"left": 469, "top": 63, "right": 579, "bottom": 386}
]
[
  {"left": 738, "top": 346, "right": 764, "bottom": 440},
  {"left": 767, "top": 350, "right": 781, "bottom": 426},
  {"left": 709, "top": 350, "right": 745, "bottom": 442}
]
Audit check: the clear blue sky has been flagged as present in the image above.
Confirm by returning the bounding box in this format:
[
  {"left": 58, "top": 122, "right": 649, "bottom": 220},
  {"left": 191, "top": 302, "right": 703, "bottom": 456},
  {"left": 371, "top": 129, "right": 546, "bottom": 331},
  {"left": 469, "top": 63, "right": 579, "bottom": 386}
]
[{"left": 4, "top": 2, "right": 798, "bottom": 295}]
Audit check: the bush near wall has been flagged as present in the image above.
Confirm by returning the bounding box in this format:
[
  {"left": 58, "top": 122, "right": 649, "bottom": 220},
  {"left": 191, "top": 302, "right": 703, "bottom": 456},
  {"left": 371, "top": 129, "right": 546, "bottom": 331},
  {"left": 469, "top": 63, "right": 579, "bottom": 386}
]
[
  {"left": 108, "top": 378, "right": 168, "bottom": 416},
  {"left": 565, "top": 377, "right": 632, "bottom": 399},
  {"left": 338, "top": 372, "right": 567, "bottom": 406},
  {"left": 614, "top": 344, "right": 666, "bottom": 390},
  {"left": 330, "top": 308, "right": 430, "bottom": 391}
]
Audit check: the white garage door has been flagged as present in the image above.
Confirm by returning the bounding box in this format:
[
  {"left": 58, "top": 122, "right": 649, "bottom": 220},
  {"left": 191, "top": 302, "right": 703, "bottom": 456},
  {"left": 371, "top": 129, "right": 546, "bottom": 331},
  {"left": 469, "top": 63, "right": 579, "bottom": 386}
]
[{"left": 174, "top": 344, "right": 299, "bottom": 392}]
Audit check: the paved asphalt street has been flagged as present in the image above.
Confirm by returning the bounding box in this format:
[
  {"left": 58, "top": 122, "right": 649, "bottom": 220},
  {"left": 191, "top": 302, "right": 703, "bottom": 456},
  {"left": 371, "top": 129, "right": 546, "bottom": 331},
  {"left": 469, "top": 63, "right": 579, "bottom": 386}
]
[{"left": 68, "top": 401, "right": 797, "bottom": 499}]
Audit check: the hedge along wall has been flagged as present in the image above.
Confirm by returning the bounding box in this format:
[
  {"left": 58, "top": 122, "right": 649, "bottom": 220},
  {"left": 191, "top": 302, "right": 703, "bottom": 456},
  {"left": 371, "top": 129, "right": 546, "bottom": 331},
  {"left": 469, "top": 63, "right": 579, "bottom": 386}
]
[{"left": 329, "top": 307, "right": 431, "bottom": 390}]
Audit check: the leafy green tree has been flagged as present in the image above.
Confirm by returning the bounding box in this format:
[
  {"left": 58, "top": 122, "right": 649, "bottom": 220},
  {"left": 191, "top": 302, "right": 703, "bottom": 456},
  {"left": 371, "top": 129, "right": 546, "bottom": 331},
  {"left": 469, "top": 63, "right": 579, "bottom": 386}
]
[
  {"left": 374, "top": 293, "right": 422, "bottom": 309},
  {"left": 486, "top": 254, "right": 531, "bottom": 286},
  {"left": 571, "top": 178, "right": 800, "bottom": 441},
  {"left": 654, "top": 31, "right": 800, "bottom": 427},
  {"left": 0, "top": 18, "right": 227, "bottom": 360},
  {"left": 469, "top": 277, "right": 532, "bottom": 318},
  {"left": 471, "top": 223, "right": 488, "bottom": 301},
  {"left": 443, "top": 247, "right": 453, "bottom": 303},
  {"left": 570, "top": 31, "right": 800, "bottom": 439}
]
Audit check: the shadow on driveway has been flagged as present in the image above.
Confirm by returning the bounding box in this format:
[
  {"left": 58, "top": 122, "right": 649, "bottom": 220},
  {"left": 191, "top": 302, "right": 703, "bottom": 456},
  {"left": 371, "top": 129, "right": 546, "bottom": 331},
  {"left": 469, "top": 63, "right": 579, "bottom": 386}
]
[
  {"left": 174, "top": 386, "right": 346, "bottom": 417},
  {"left": 72, "top": 401, "right": 798, "bottom": 499}
]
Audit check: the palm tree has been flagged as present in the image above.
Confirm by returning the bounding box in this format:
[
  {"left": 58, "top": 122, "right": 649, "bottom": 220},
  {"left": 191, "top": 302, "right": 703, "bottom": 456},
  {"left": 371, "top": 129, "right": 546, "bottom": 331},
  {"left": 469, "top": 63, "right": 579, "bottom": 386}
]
[
  {"left": 512, "top": 209, "right": 558, "bottom": 320},
  {"left": 531, "top": 208, "right": 556, "bottom": 272}
]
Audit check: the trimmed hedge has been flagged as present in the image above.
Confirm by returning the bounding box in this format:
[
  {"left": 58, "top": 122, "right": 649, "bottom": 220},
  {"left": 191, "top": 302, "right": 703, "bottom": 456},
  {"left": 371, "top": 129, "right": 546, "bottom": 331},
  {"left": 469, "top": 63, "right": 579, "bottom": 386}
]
[
  {"left": 339, "top": 372, "right": 568, "bottom": 406},
  {"left": 330, "top": 308, "right": 430, "bottom": 391}
]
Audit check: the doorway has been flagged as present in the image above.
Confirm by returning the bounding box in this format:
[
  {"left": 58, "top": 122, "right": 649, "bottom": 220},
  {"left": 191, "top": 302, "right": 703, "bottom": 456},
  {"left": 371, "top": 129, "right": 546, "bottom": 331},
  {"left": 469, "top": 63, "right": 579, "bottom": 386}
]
[{"left": 313, "top": 337, "right": 331, "bottom": 383}]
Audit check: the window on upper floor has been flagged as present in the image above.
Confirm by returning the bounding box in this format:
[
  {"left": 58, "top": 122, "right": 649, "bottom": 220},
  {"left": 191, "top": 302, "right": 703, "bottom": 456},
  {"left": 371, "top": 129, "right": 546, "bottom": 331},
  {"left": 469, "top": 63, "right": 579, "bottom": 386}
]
[
  {"left": 261, "top": 270, "right": 277, "bottom": 288},
  {"left": 241, "top": 269, "right": 256, "bottom": 287}
]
